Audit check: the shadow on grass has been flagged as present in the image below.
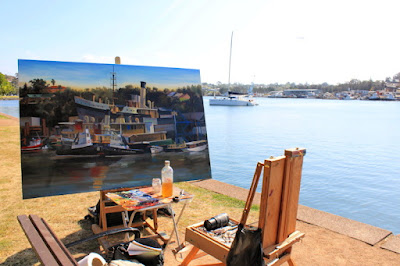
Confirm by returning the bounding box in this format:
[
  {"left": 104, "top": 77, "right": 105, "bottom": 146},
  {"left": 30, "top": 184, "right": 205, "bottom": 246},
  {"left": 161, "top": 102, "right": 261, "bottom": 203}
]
[{"left": 2, "top": 218, "right": 103, "bottom": 265}]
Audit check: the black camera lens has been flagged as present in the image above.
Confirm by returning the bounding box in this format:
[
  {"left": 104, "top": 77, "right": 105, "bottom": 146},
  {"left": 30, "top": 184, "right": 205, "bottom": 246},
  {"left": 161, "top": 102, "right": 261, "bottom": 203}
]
[{"left": 204, "top": 213, "right": 229, "bottom": 231}]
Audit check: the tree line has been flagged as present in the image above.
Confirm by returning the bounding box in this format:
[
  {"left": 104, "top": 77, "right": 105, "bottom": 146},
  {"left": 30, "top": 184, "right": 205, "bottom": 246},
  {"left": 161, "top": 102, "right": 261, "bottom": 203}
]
[
  {"left": 202, "top": 72, "right": 400, "bottom": 95},
  {"left": 0, "top": 73, "right": 18, "bottom": 95},
  {"left": 202, "top": 79, "right": 386, "bottom": 95}
]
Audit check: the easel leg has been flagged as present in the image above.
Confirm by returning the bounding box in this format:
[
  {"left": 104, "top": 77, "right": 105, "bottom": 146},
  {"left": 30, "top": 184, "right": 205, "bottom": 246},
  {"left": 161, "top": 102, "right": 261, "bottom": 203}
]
[
  {"left": 99, "top": 191, "right": 107, "bottom": 231},
  {"left": 180, "top": 246, "right": 200, "bottom": 266},
  {"left": 288, "top": 258, "right": 296, "bottom": 266}
]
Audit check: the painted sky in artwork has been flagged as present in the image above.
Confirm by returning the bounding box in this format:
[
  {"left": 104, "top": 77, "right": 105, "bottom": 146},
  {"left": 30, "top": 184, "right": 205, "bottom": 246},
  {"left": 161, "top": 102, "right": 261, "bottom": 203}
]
[{"left": 18, "top": 59, "right": 201, "bottom": 90}]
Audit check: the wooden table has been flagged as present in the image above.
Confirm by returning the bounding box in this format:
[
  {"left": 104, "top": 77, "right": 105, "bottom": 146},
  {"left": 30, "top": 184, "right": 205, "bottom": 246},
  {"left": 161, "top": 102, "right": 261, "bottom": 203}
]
[{"left": 92, "top": 186, "right": 193, "bottom": 251}]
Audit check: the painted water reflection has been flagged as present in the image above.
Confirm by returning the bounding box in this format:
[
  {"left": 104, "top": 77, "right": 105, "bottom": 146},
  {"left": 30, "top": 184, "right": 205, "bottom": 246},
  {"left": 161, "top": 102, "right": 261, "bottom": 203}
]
[{"left": 22, "top": 150, "right": 211, "bottom": 199}]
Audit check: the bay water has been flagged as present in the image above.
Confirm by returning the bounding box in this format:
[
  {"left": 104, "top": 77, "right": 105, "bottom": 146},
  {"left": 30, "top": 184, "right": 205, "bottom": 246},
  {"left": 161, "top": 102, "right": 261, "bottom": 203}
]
[
  {"left": 0, "top": 100, "right": 19, "bottom": 117},
  {"left": 204, "top": 96, "right": 400, "bottom": 234},
  {"left": 2, "top": 98, "right": 399, "bottom": 233}
]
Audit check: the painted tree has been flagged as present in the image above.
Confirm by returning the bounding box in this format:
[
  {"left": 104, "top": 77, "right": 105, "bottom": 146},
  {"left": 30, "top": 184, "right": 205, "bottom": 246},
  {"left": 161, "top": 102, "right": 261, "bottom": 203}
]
[{"left": 29, "top": 78, "right": 48, "bottom": 93}]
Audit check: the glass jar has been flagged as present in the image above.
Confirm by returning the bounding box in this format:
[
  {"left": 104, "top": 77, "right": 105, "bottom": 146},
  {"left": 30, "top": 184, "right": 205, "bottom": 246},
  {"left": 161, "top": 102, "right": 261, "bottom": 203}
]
[{"left": 152, "top": 178, "right": 161, "bottom": 194}]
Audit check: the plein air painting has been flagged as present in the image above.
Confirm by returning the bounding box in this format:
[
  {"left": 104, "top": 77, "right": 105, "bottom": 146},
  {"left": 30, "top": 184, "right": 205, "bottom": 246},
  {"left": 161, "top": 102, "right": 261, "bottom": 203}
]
[{"left": 19, "top": 59, "right": 211, "bottom": 199}]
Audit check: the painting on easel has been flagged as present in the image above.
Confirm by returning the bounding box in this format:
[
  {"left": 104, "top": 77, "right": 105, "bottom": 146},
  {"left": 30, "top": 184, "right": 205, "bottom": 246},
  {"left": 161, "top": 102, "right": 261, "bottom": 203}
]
[{"left": 19, "top": 59, "right": 211, "bottom": 199}]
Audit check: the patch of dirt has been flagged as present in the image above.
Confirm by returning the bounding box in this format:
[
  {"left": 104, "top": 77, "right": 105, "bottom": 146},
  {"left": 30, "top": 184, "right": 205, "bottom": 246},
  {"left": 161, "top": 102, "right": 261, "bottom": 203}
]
[{"left": 0, "top": 113, "right": 18, "bottom": 126}]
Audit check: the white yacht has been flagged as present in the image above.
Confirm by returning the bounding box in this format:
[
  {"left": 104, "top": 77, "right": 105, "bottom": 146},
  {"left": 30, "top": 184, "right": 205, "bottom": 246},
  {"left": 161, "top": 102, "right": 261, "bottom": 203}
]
[
  {"left": 210, "top": 31, "right": 258, "bottom": 107},
  {"left": 209, "top": 92, "right": 257, "bottom": 106}
]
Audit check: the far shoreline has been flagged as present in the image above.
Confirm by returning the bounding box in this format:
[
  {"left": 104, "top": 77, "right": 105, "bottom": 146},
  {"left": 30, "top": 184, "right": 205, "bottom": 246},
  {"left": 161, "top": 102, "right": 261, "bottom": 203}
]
[{"left": 0, "top": 95, "right": 18, "bottom": 100}]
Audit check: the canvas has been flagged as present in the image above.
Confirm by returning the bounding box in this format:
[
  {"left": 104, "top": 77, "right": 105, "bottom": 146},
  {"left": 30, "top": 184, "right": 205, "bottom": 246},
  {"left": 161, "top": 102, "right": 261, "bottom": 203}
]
[{"left": 19, "top": 59, "right": 211, "bottom": 199}]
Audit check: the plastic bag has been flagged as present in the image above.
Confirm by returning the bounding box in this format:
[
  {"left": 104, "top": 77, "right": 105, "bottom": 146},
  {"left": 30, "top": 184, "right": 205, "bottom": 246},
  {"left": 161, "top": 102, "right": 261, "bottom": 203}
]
[
  {"left": 110, "top": 238, "right": 164, "bottom": 266},
  {"left": 226, "top": 224, "right": 265, "bottom": 266}
]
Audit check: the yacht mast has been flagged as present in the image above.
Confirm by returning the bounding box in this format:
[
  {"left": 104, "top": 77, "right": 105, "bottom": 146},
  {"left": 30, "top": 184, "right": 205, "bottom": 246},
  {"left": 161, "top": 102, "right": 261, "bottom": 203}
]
[{"left": 228, "top": 31, "right": 233, "bottom": 92}]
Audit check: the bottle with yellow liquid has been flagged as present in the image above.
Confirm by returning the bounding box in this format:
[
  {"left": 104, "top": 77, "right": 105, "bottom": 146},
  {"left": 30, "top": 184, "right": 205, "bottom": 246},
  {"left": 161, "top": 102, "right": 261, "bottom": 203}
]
[{"left": 161, "top": 160, "right": 173, "bottom": 198}]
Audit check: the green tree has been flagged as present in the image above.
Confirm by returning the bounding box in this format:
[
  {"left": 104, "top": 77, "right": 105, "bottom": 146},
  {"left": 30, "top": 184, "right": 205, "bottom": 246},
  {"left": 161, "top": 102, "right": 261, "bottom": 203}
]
[
  {"left": 0, "top": 73, "right": 14, "bottom": 95},
  {"left": 51, "top": 79, "right": 56, "bottom": 86}
]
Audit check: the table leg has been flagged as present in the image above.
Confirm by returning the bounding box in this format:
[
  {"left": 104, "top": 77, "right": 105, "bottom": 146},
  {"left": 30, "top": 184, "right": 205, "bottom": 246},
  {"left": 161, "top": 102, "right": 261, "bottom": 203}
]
[
  {"left": 122, "top": 211, "right": 129, "bottom": 241},
  {"left": 175, "top": 200, "right": 189, "bottom": 225},
  {"left": 152, "top": 209, "right": 158, "bottom": 230},
  {"left": 170, "top": 206, "right": 180, "bottom": 246},
  {"left": 123, "top": 210, "right": 138, "bottom": 242},
  {"left": 128, "top": 210, "right": 138, "bottom": 227}
]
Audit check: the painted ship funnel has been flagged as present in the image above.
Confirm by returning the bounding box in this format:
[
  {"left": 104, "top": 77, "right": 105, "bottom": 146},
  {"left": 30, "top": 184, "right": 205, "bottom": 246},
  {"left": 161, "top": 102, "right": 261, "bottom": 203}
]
[{"left": 140, "top": 81, "right": 147, "bottom": 108}]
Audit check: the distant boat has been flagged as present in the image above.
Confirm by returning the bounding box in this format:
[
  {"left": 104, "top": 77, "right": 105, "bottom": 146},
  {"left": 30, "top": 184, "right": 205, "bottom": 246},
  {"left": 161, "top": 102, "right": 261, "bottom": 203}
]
[
  {"left": 209, "top": 92, "right": 257, "bottom": 106},
  {"left": 369, "top": 92, "right": 396, "bottom": 101},
  {"left": 342, "top": 94, "right": 355, "bottom": 100},
  {"left": 210, "top": 31, "right": 258, "bottom": 107},
  {"left": 268, "top": 91, "right": 284, "bottom": 98}
]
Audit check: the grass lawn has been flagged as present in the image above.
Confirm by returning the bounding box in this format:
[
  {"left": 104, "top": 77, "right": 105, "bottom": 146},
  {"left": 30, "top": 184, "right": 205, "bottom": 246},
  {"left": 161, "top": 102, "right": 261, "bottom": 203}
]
[{"left": 0, "top": 123, "right": 259, "bottom": 265}]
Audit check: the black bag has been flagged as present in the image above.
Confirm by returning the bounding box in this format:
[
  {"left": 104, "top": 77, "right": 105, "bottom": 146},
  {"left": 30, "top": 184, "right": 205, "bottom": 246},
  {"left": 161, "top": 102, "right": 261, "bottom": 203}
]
[
  {"left": 86, "top": 200, "right": 143, "bottom": 227},
  {"left": 226, "top": 162, "right": 265, "bottom": 266},
  {"left": 226, "top": 224, "right": 265, "bottom": 266},
  {"left": 110, "top": 238, "right": 164, "bottom": 266}
]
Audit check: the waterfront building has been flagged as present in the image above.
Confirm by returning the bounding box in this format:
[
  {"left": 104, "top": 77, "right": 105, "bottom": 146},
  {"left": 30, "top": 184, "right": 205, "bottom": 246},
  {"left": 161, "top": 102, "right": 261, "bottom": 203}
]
[{"left": 283, "top": 89, "right": 320, "bottom": 98}]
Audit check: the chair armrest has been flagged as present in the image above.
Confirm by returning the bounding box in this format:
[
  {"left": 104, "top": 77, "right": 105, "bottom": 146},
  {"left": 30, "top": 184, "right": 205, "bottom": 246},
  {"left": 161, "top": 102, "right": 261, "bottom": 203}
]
[{"left": 65, "top": 227, "right": 140, "bottom": 248}]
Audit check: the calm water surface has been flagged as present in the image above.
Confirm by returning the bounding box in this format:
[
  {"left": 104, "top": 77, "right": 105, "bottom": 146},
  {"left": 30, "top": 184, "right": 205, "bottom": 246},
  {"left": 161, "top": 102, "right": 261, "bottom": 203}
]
[
  {"left": 2, "top": 99, "right": 400, "bottom": 233},
  {"left": 0, "top": 100, "right": 19, "bottom": 117},
  {"left": 204, "top": 96, "right": 400, "bottom": 234}
]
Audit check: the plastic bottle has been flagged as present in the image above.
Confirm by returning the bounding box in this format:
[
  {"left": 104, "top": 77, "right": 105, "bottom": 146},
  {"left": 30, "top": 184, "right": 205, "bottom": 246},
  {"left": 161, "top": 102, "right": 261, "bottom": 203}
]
[{"left": 161, "top": 160, "right": 173, "bottom": 198}]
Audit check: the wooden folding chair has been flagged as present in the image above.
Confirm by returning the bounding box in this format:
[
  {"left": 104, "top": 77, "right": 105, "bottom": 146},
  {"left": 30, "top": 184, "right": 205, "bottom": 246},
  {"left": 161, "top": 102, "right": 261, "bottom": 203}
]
[
  {"left": 181, "top": 148, "right": 306, "bottom": 266},
  {"left": 18, "top": 214, "right": 140, "bottom": 266}
]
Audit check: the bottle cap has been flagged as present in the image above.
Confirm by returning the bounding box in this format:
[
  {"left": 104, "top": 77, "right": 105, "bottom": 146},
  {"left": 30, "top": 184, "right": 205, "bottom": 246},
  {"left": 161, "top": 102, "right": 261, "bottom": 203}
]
[{"left": 165, "top": 160, "right": 170, "bottom": 165}]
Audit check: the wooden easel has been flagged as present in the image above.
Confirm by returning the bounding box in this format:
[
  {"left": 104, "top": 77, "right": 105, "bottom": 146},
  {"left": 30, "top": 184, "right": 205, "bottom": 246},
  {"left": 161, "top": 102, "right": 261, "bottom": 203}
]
[{"left": 181, "top": 148, "right": 306, "bottom": 266}]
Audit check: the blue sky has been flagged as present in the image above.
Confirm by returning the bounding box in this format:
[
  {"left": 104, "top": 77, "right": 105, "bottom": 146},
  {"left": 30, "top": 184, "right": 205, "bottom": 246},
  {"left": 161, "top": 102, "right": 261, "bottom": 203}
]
[
  {"left": 2, "top": 0, "right": 400, "bottom": 84},
  {"left": 18, "top": 60, "right": 200, "bottom": 90}
]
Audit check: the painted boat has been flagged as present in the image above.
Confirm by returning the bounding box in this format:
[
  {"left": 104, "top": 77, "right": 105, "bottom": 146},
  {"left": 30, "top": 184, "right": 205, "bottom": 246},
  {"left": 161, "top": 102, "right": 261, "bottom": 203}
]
[
  {"left": 184, "top": 140, "right": 208, "bottom": 152},
  {"left": 165, "top": 142, "right": 187, "bottom": 152},
  {"left": 103, "top": 132, "right": 143, "bottom": 155},
  {"left": 21, "top": 138, "right": 43, "bottom": 151},
  {"left": 57, "top": 129, "right": 142, "bottom": 156},
  {"left": 165, "top": 140, "right": 208, "bottom": 152},
  {"left": 47, "top": 135, "right": 62, "bottom": 150},
  {"left": 150, "top": 146, "right": 164, "bottom": 154},
  {"left": 56, "top": 129, "right": 97, "bottom": 155}
]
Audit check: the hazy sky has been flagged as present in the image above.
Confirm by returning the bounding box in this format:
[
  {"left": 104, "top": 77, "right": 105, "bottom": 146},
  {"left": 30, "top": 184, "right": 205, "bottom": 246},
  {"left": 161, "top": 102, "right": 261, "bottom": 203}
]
[{"left": 1, "top": 0, "right": 400, "bottom": 85}]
